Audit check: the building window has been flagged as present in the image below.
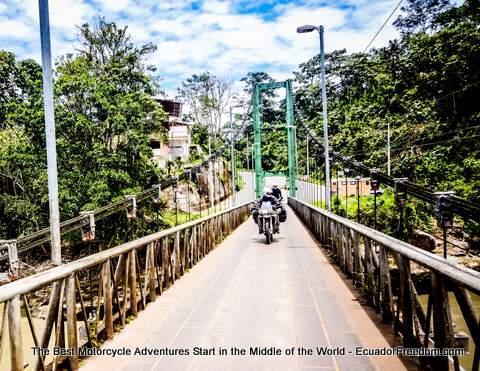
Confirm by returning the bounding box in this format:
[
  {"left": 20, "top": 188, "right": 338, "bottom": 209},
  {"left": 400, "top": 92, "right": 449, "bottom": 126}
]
[{"left": 150, "top": 141, "right": 160, "bottom": 149}]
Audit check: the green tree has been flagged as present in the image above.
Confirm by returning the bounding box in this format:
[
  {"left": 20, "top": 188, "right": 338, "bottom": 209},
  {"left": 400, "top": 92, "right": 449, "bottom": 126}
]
[
  {"left": 0, "top": 19, "right": 168, "bottom": 239},
  {"left": 0, "top": 51, "right": 47, "bottom": 238},
  {"left": 393, "top": 0, "right": 451, "bottom": 35},
  {"left": 54, "top": 19, "right": 167, "bottom": 214},
  {"left": 292, "top": 0, "right": 480, "bottom": 238}
]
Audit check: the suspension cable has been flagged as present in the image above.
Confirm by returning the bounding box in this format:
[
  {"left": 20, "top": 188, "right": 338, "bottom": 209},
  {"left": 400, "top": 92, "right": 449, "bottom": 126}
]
[{"left": 297, "top": 120, "right": 480, "bottom": 223}]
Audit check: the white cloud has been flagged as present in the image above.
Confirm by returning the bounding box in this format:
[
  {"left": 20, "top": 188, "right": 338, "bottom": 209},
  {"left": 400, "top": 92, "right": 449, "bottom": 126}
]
[
  {"left": 18, "top": 0, "right": 94, "bottom": 29},
  {"left": 0, "top": 20, "right": 34, "bottom": 38},
  {"left": 202, "top": 0, "right": 230, "bottom": 14},
  {"left": 0, "top": 0, "right": 405, "bottom": 95},
  {"left": 50, "top": 0, "right": 94, "bottom": 29},
  {"left": 94, "top": 0, "right": 130, "bottom": 12}
]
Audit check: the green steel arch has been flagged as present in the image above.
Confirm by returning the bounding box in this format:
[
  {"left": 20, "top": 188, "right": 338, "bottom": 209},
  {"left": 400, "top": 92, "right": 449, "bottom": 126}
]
[{"left": 253, "top": 80, "right": 297, "bottom": 198}]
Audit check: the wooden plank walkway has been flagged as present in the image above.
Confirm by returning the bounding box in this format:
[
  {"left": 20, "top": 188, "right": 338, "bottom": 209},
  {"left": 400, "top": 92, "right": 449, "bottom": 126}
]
[{"left": 81, "top": 206, "right": 410, "bottom": 371}]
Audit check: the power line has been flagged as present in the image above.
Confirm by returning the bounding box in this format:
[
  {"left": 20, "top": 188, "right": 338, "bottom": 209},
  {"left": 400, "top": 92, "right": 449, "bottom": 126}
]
[
  {"left": 363, "top": 0, "right": 404, "bottom": 53},
  {"left": 7, "top": 148, "right": 230, "bottom": 259},
  {"left": 297, "top": 119, "right": 480, "bottom": 222},
  {"left": 349, "top": 131, "right": 480, "bottom": 157}
]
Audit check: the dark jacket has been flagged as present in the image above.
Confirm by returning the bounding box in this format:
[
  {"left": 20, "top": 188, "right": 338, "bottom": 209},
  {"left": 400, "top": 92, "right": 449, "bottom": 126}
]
[{"left": 272, "top": 187, "right": 282, "bottom": 200}]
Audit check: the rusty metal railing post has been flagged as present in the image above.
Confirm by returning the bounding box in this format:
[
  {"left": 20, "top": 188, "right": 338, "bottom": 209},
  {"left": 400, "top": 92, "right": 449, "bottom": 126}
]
[
  {"left": 8, "top": 295, "right": 23, "bottom": 371},
  {"left": 0, "top": 202, "right": 252, "bottom": 370},
  {"left": 66, "top": 274, "right": 78, "bottom": 370},
  {"left": 288, "top": 196, "right": 479, "bottom": 369}
]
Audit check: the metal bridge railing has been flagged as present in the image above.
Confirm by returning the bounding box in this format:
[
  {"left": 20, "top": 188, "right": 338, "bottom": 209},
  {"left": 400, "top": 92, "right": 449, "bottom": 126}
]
[
  {"left": 0, "top": 150, "right": 232, "bottom": 264},
  {"left": 0, "top": 202, "right": 252, "bottom": 371},
  {"left": 289, "top": 197, "right": 480, "bottom": 371}
]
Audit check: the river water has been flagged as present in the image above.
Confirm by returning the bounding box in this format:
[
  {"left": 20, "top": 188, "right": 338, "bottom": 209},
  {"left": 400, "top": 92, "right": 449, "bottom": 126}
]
[
  {"left": 419, "top": 292, "right": 480, "bottom": 370},
  {"left": 0, "top": 303, "right": 56, "bottom": 371}
]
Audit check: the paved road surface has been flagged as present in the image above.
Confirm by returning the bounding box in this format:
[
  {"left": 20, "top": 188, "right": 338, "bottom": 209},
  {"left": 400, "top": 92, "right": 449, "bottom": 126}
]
[{"left": 82, "top": 207, "right": 408, "bottom": 371}]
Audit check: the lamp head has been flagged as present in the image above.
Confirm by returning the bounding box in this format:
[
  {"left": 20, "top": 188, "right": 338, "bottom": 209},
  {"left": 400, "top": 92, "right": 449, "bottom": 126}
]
[{"left": 296, "top": 25, "right": 317, "bottom": 33}]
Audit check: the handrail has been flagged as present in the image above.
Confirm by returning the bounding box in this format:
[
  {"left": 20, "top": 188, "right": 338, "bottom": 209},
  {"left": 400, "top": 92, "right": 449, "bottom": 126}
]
[
  {"left": 289, "top": 198, "right": 480, "bottom": 295},
  {"left": 0, "top": 200, "right": 252, "bottom": 371},
  {"left": 0, "top": 201, "right": 253, "bottom": 303},
  {"left": 298, "top": 120, "right": 480, "bottom": 222},
  {"left": 1, "top": 151, "right": 229, "bottom": 259},
  {"left": 289, "top": 196, "right": 480, "bottom": 371}
]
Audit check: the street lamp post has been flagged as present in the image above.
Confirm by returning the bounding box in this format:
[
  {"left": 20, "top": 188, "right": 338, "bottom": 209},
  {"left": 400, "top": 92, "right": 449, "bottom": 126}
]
[
  {"left": 355, "top": 175, "right": 361, "bottom": 223},
  {"left": 229, "top": 106, "right": 236, "bottom": 207},
  {"left": 39, "top": 0, "right": 61, "bottom": 266},
  {"left": 306, "top": 133, "right": 310, "bottom": 177},
  {"left": 387, "top": 122, "right": 391, "bottom": 176},
  {"left": 297, "top": 24, "right": 331, "bottom": 211}
]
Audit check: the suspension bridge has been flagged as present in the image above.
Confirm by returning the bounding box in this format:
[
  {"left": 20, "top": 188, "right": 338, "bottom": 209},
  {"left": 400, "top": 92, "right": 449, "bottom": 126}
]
[{"left": 0, "top": 80, "right": 479, "bottom": 371}]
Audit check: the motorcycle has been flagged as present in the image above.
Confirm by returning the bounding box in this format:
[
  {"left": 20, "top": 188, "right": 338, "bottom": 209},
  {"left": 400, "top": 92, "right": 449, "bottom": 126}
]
[{"left": 257, "top": 201, "right": 280, "bottom": 244}]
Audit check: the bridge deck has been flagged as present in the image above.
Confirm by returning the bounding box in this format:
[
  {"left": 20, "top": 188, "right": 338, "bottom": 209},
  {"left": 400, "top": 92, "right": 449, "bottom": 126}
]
[{"left": 82, "top": 207, "right": 409, "bottom": 371}]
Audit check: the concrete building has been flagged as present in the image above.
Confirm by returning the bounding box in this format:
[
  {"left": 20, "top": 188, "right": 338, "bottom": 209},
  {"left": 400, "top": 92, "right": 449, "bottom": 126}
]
[
  {"left": 331, "top": 177, "right": 372, "bottom": 197},
  {"left": 150, "top": 99, "right": 192, "bottom": 169}
]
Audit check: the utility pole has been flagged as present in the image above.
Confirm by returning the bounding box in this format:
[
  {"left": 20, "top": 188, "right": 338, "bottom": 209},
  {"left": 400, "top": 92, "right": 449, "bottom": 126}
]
[
  {"left": 387, "top": 122, "right": 391, "bottom": 176},
  {"left": 306, "top": 133, "right": 310, "bottom": 177},
  {"left": 246, "top": 134, "right": 249, "bottom": 170},
  {"left": 319, "top": 26, "right": 331, "bottom": 211},
  {"left": 39, "top": 0, "right": 61, "bottom": 266},
  {"left": 229, "top": 106, "right": 236, "bottom": 207},
  {"left": 355, "top": 176, "right": 361, "bottom": 223},
  {"left": 344, "top": 168, "right": 349, "bottom": 218},
  {"left": 253, "top": 85, "right": 262, "bottom": 198},
  {"left": 251, "top": 144, "right": 255, "bottom": 199},
  {"left": 295, "top": 126, "right": 299, "bottom": 182}
]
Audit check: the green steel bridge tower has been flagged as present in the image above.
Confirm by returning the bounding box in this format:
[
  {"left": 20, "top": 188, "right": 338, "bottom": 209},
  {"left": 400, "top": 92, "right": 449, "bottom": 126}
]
[{"left": 253, "top": 80, "right": 297, "bottom": 198}]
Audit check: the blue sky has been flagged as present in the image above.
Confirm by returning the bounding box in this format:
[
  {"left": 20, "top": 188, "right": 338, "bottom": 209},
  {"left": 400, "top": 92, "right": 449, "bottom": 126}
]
[{"left": 0, "top": 0, "right": 404, "bottom": 96}]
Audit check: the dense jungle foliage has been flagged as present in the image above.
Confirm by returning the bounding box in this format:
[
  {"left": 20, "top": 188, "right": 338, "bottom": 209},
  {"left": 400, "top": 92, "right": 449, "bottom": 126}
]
[
  {"left": 1, "top": 0, "right": 479, "bottom": 245},
  {"left": 231, "top": 0, "right": 480, "bottom": 240},
  {"left": 296, "top": 0, "right": 480, "bottom": 204},
  {"left": 239, "top": 0, "right": 480, "bottom": 204},
  {"left": 0, "top": 19, "right": 167, "bottom": 239}
]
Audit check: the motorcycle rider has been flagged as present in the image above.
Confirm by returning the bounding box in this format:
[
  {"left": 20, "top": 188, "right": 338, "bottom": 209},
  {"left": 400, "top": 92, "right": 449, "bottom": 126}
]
[
  {"left": 252, "top": 187, "right": 281, "bottom": 234},
  {"left": 271, "top": 184, "right": 287, "bottom": 222},
  {"left": 271, "top": 184, "right": 283, "bottom": 201}
]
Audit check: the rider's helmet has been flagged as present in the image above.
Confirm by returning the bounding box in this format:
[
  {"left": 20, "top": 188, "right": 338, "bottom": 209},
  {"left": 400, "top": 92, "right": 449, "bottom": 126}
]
[
  {"left": 272, "top": 185, "right": 278, "bottom": 189},
  {"left": 263, "top": 187, "right": 272, "bottom": 195}
]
